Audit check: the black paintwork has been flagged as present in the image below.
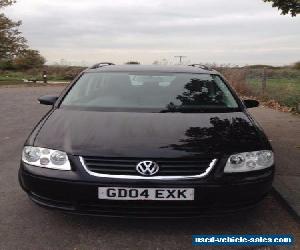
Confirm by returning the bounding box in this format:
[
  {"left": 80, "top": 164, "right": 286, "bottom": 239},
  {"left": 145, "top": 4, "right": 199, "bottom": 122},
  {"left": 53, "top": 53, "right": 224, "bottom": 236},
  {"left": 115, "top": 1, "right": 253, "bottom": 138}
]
[
  {"left": 19, "top": 65, "right": 274, "bottom": 216},
  {"left": 19, "top": 165, "right": 273, "bottom": 217},
  {"left": 32, "top": 109, "right": 270, "bottom": 158},
  {"left": 243, "top": 99, "right": 259, "bottom": 108},
  {"left": 38, "top": 95, "right": 58, "bottom": 106}
]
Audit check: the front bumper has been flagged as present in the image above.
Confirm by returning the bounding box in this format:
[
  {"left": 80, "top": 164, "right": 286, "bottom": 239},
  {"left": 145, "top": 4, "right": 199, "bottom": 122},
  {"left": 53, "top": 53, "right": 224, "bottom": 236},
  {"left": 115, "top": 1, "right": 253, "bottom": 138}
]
[{"left": 19, "top": 157, "right": 274, "bottom": 217}]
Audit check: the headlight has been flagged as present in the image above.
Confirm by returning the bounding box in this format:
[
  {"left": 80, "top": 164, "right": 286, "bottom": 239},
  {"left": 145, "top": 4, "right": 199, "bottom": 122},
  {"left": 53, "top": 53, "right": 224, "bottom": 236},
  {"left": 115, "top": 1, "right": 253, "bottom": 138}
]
[
  {"left": 224, "top": 150, "right": 274, "bottom": 173},
  {"left": 22, "top": 146, "right": 71, "bottom": 171}
]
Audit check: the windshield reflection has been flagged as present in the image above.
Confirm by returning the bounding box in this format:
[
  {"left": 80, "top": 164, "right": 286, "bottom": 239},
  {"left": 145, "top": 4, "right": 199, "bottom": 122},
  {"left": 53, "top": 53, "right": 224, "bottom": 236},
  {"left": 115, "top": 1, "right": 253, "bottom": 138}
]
[{"left": 61, "top": 72, "right": 239, "bottom": 112}]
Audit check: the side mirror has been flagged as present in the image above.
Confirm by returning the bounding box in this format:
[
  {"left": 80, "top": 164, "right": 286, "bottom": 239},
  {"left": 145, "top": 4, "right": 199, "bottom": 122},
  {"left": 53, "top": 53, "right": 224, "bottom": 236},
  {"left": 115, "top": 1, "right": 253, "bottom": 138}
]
[
  {"left": 243, "top": 99, "right": 259, "bottom": 109},
  {"left": 38, "top": 95, "right": 58, "bottom": 106}
]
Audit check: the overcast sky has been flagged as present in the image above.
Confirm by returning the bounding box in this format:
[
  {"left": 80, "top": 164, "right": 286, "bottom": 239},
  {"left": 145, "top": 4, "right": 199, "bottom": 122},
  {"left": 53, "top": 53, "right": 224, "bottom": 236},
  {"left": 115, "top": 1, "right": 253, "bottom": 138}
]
[{"left": 4, "top": 0, "right": 300, "bottom": 66}]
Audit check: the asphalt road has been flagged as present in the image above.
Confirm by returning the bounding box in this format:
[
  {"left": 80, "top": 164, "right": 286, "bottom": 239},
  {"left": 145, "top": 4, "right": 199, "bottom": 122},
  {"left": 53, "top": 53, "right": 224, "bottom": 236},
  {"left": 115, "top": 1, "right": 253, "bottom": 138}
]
[{"left": 0, "top": 86, "right": 299, "bottom": 250}]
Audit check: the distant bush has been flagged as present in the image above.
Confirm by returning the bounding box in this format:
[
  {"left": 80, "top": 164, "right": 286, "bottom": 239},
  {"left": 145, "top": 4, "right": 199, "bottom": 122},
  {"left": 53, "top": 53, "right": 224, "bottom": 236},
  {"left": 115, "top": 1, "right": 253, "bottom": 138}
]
[
  {"left": 125, "top": 61, "right": 140, "bottom": 64},
  {"left": 293, "top": 61, "right": 300, "bottom": 70},
  {"left": 13, "top": 50, "right": 45, "bottom": 70},
  {"left": 0, "top": 59, "right": 16, "bottom": 70},
  {"left": 0, "top": 50, "right": 45, "bottom": 70},
  {"left": 215, "top": 66, "right": 300, "bottom": 110},
  {"left": 0, "top": 65, "right": 86, "bottom": 82},
  {"left": 218, "top": 68, "right": 253, "bottom": 95},
  {"left": 243, "top": 65, "right": 280, "bottom": 69},
  {"left": 44, "top": 65, "right": 86, "bottom": 80}
]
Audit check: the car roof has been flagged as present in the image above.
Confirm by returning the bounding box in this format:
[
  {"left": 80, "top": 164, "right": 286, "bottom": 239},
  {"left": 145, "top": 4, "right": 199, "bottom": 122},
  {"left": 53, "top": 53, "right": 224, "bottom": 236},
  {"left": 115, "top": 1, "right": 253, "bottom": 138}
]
[{"left": 85, "top": 64, "right": 219, "bottom": 75}]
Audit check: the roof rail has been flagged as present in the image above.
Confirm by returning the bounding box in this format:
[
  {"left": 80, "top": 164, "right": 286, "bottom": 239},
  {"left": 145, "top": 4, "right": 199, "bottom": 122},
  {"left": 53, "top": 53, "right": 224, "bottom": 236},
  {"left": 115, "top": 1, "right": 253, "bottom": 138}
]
[
  {"left": 188, "top": 64, "right": 211, "bottom": 70},
  {"left": 89, "top": 62, "right": 115, "bottom": 69}
]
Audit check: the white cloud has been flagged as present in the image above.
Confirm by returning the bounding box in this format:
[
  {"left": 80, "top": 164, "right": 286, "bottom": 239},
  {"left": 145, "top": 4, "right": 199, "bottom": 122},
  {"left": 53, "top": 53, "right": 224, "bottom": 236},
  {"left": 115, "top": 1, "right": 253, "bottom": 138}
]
[{"left": 4, "top": 0, "right": 300, "bottom": 65}]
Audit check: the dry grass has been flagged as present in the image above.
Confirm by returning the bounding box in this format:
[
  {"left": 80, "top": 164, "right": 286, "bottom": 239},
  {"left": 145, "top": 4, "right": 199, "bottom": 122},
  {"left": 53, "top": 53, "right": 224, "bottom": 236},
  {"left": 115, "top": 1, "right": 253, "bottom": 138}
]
[
  {"left": 216, "top": 67, "right": 300, "bottom": 112},
  {"left": 218, "top": 68, "right": 253, "bottom": 95}
]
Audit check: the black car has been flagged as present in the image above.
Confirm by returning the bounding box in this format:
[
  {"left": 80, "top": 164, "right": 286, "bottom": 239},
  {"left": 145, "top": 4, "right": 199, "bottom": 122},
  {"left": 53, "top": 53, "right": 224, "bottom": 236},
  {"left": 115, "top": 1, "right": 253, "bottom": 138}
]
[{"left": 19, "top": 63, "right": 274, "bottom": 217}]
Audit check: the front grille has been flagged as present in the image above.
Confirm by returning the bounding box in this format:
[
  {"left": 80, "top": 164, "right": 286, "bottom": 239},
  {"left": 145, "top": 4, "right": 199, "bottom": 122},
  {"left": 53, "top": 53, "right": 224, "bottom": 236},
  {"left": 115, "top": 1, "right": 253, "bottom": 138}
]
[{"left": 81, "top": 156, "right": 215, "bottom": 177}]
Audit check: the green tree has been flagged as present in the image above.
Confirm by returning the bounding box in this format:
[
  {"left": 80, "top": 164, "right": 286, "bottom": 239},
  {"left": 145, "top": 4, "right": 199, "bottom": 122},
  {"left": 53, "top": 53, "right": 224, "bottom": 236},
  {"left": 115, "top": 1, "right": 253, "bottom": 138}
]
[
  {"left": 0, "top": 14, "right": 27, "bottom": 60},
  {"left": 263, "top": 0, "right": 300, "bottom": 16},
  {"left": 13, "top": 49, "right": 45, "bottom": 69},
  {"left": 0, "top": 0, "right": 28, "bottom": 61}
]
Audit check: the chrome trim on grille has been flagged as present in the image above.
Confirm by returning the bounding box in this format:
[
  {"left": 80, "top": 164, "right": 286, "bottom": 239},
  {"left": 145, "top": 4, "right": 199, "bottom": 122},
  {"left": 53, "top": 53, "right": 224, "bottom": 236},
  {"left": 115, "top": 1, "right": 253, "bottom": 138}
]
[{"left": 79, "top": 156, "right": 217, "bottom": 180}]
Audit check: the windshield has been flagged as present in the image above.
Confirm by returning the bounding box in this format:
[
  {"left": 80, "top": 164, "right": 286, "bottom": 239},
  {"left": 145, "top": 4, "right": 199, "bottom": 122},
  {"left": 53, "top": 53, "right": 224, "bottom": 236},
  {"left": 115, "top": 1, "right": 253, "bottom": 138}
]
[{"left": 61, "top": 72, "right": 239, "bottom": 112}]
